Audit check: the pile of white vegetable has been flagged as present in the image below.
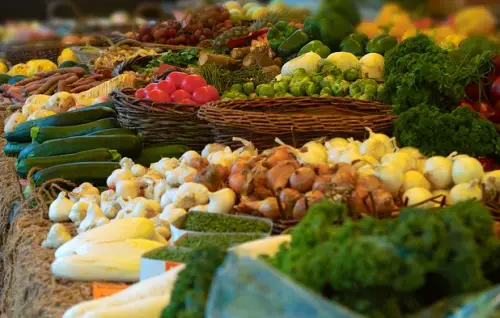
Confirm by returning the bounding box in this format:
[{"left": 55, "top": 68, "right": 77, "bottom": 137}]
[{"left": 45, "top": 130, "right": 500, "bottom": 285}]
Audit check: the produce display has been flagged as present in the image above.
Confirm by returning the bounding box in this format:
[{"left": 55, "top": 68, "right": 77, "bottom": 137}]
[{"left": 1, "top": 1, "right": 500, "bottom": 317}]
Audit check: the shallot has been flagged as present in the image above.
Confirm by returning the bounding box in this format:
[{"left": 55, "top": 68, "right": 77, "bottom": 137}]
[{"left": 289, "top": 167, "right": 316, "bottom": 193}]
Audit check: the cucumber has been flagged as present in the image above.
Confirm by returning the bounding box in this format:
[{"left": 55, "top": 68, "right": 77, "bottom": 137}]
[
  {"left": 135, "top": 144, "right": 191, "bottom": 166},
  {"left": 17, "top": 148, "right": 121, "bottom": 179},
  {"left": 31, "top": 118, "right": 119, "bottom": 143},
  {"left": 87, "top": 128, "right": 136, "bottom": 136},
  {"left": 18, "top": 135, "right": 142, "bottom": 161},
  {"left": 33, "top": 162, "right": 120, "bottom": 186},
  {"left": 4, "top": 142, "right": 31, "bottom": 157},
  {"left": 6, "top": 106, "right": 116, "bottom": 143}
]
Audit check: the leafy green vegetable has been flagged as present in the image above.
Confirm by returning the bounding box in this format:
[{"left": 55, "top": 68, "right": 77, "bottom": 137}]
[
  {"left": 267, "top": 200, "right": 500, "bottom": 318},
  {"left": 160, "top": 48, "right": 199, "bottom": 68},
  {"left": 162, "top": 247, "right": 227, "bottom": 318},
  {"left": 146, "top": 247, "right": 193, "bottom": 262},
  {"left": 394, "top": 105, "right": 500, "bottom": 157},
  {"left": 175, "top": 233, "right": 264, "bottom": 250},
  {"left": 181, "top": 212, "right": 271, "bottom": 234}
]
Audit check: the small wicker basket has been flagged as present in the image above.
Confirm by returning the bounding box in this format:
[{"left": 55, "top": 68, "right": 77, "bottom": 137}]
[
  {"left": 198, "top": 96, "right": 396, "bottom": 150},
  {"left": 5, "top": 40, "right": 62, "bottom": 65},
  {"left": 110, "top": 88, "right": 214, "bottom": 151}
]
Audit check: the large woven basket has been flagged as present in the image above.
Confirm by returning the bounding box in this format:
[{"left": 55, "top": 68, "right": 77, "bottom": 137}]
[
  {"left": 110, "top": 88, "right": 214, "bottom": 151},
  {"left": 4, "top": 40, "right": 62, "bottom": 65},
  {"left": 198, "top": 97, "right": 396, "bottom": 149}
]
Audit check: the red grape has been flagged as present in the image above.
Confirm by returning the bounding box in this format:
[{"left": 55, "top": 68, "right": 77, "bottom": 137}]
[
  {"left": 199, "top": 35, "right": 207, "bottom": 41},
  {"left": 177, "top": 35, "right": 186, "bottom": 43},
  {"left": 168, "top": 28, "right": 177, "bottom": 38},
  {"left": 194, "top": 29, "right": 203, "bottom": 37},
  {"left": 224, "top": 20, "right": 232, "bottom": 28},
  {"left": 203, "top": 28, "right": 212, "bottom": 37}
]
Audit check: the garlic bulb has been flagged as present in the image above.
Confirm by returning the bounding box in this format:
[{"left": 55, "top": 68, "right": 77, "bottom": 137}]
[
  {"left": 100, "top": 190, "right": 121, "bottom": 219},
  {"left": 160, "top": 188, "right": 179, "bottom": 208},
  {"left": 78, "top": 202, "right": 109, "bottom": 233},
  {"left": 173, "top": 182, "right": 209, "bottom": 210},
  {"left": 207, "top": 188, "right": 236, "bottom": 214},
  {"left": 49, "top": 192, "right": 74, "bottom": 222},
  {"left": 106, "top": 165, "right": 134, "bottom": 189},
  {"left": 115, "top": 179, "right": 139, "bottom": 199},
  {"left": 42, "top": 224, "right": 72, "bottom": 249},
  {"left": 150, "top": 158, "right": 179, "bottom": 177},
  {"left": 207, "top": 147, "right": 236, "bottom": 167},
  {"left": 131, "top": 164, "right": 148, "bottom": 177},
  {"left": 165, "top": 165, "right": 197, "bottom": 187},
  {"left": 201, "top": 143, "right": 226, "bottom": 158},
  {"left": 159, "top": 204, "right": 187, "bottom": 224},
  {"left": 69, "top": 182, "right": 100, "bottom": 203}
]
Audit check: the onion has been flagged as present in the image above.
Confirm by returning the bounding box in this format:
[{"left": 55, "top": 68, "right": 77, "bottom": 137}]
[
  {"left": 403, "top": 187, "right": 434, "bottom": 209},
  {"left": 228, "top": 172, "right": 246, "bottom": 194},
  {"left": 275, "top": 138, "right": 327, "bottom": 165},
  {"left": 375, "top": 163, "right": 404, "bottom": 196},
  {"left": 289, "top": 167, "right": 316, "bottom": 193},
  {"left": 451, "top": 155, "right": 484, "bottom": 185},
  {"left": 381, "top": 152, "right": 415, "bottom": 172},
  {"left": 327, "top": 146, "right": 345, "bottom": 164},
  {"left": 325, "top": 137, "right": 348, "bottom": 149},
  {"left": 483, "top": 170, "right": 500, "bottom": 191},
  {"left": 432, "top": 189, "right": 451, "bottom": 206},
  {"left": 338, "top": 144, "right": 363, "bottom": 164},
  {"left": 398, "top": 147, "right": 423, "bottom": 159},
  {"left": 279, "top": 188, "right": 302, "bottom": 217},
  {"left": 359, "top": 136, "right": 386, "bottom": 160},
  {"left": 423, "top": 156, "right": 453, "bottom": 190},
  {"left": 401, "top": 170, "right": 431, "bottom": 193},
  {"left": 365, "top": 127, "right": 393, "bottom": 153},
  {"left": 357, "top": 164, "right": 376, "bottom": 177},
  {"left": 363, "top": 155, "right": 379, "bottom": 166},
  {"left": 416, "top": 157, "right": 427, "bottom": 174},
  {"left": 449, "top": 180, "right": 483, "bottom": 204}
]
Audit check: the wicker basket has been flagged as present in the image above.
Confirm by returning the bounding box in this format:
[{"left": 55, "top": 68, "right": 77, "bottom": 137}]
[
  {"left": 198, "top": 97, "right": 396, "bottom": 150},
  {"left": 110, "top": 88, "right": 214, "bottom": 151},
  {"left": 4, "top": 40, "right": 62, "bottom": 65}
]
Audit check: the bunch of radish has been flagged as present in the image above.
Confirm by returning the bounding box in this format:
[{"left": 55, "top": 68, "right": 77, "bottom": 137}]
[{"left": 134, "top": 72, "right": 220, "bottom": 105}]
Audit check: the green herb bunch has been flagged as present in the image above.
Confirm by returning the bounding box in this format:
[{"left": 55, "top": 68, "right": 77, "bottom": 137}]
[
  {"left": 161, "top": 247, "right": 227, "bottom": 318},
  {"left": 268, "top": 200, "right": 500, "bottom": 317},
  {"left": 160, "top": 48, "right": 199, "bottom": 68},
  {"left": 176, "top": 233, "right": 264, "bottom": 250},
  {"left": 394, "top": 104, "right": 500, "bottom": 157}
]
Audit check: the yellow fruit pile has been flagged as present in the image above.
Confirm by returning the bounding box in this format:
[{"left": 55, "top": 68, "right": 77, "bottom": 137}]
[
  {"left": 357, "top": 4, "right": 497, "bottom": 49},
  {"left": 8, "top": 59, "right": 57, "bottom": 77}
]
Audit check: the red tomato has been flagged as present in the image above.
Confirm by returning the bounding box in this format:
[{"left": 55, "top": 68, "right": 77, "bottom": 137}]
[
  {"left": 145, "top": 83, "right": 159, "bottom": 91},
  {"left": 178, "top": 99, "right": 196, "bottom": 104},
  {"left": 181, "top": 75, "right": 208, "bottom": 93},
  {"left": 478, "top": 101, "right": 496, "bottom": 119},
  {"left": 166, "top": 72, "right": 189, "bottom": 89},
  {"left": 192, "top": 85, "right": 220, "bottom": 105},
  {"left": 170, "top": 89, "right": 192, "bottom": 102},
  {"left": 134, "top": 88, "right": 148, "bottom": 99},
  {"left": 158, "top": 80, "right": 176, "bottom": 95},
  {"left": 148, "top": 89, "right": 171, "bottom": 103}
]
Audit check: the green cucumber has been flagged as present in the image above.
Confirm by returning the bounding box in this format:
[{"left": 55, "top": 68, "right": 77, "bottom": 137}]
[
  {"left": 6, "top": 106, "right": 116, "bottom": 143},
  {"left": 87, "top": 128, "right": 136, "bottom": 136},
  {"left": 18, "top": 135, "right": 142, "bottom": 161},
  {"left": 4, "top": 142, "right": 31, "bottom": 157},
  {"left": 33, "top": 162, "right": 120, "bottom": 186},
  {"left": 135, "top": 144, "right": 191, "bottom": 166},
  {"left": 31, "top": 118, "right": 119, "bottom": 143},
  {"left": 17, "top": 148, "right": 121, "bottom": 179}
]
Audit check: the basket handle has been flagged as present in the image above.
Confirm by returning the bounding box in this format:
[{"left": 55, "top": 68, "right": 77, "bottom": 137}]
[
  {"left": 47, "top": 0, "right": 83, "bottom": 21},
  {"left": 112, "top": 38, "right": 197, "bottom": 52},
  {"left": 84, "top": 34, "right": 115, "bottom": 47}
]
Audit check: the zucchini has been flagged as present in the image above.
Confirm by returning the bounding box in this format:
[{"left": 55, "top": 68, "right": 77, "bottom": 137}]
[
  {"left": 6, "top": 106, "right": 116, "bottom": 143},
  {"left": 18, "top": 135, "right": 142, "bottom": 161},
  {"left": 31, "top": 118, "right": 119, "bottom": 143},
  {"left": 17, "top": 148, "right": 121, "bottom": 179},
  {"left": 33, "top": 162, "right": 120, "bottom": 186},
  {"left": 135, "top": 144, "right": 191, "bottom": 166},
  {"left": 4, "top": 142, "right": 31, "bottom": 157},
  {"left": 87, "top": 128, "right": 136, "bottom": 136}
]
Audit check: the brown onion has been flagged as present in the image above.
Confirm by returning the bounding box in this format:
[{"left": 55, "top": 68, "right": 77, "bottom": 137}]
[
  {"left": 312, "top": 175, "right": 334, "bottom": 192},
  {"left": 289, "top": 167, "right": 316, "bottom": 193},
  {"left": 265, "top": 161, "right": 297, "bottom": 191},
  {"left": 292, "top": 190, "right": 324, "bottom": 220},
  {"left": 228, "top": 172, "right": 246, "bottom": 194},
  {"left": 279, "top": 188, "right": 302, "bottom": 217},
  {"left": 264, "top": 146, "right": 290, "bottom": 168}
]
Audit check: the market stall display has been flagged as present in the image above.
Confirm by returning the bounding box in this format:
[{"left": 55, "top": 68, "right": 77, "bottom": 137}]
[{"left": 0, "top": 0, "right": 499, "bottom": 317}]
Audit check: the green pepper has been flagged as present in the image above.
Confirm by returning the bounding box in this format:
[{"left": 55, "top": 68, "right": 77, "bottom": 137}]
[
  {"left": 304, "top": 82, "right": 318, "bottom": 96},
  {"left": 331, "top": 80, "right": 350, "bottom": 96},
  {"left": 230, "top": 84, "right": 243, "bottom": 93},
  {"left": 320, "top": 75, "right": 337, "bottom": 89},
  {"left": 267, "top": 21, "right": 289, "bottom": 53},
  {"left": 273, "top": 81, "right": 288, "bottom": 93},
  {"left": 289, "top": 82, "right": 306, "bottom": 96},
  {"left": 343, "top": 68, "right": 360, "bottom": 82},
  {"left": 310, "top": 73, "right": 324, "bottom": 86},
  {"left": 340, "top": 32, "right": 369, "bottom": 57},
  {"left": 243, "top": 82, "right": 255, "bottom": 95},
  {"left": 320, "top": 87, "right": 333, "bottom": 97},
  {"left": 298, "top": 40, "right": 331, "bottom": 58},
  {"left": 257, "top": 84, "right": 275, "bottom": 97},
  {"left": 278, "top": 29, "right": 310, "bottom": 58},
  {"left": 366, "top": 33, "right": 398, "bottom": 55}
]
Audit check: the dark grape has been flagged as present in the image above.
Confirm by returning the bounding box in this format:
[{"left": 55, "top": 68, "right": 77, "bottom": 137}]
[
  {"left": 168, "top": 28, "right": 177, "bottom": 38},
  {"left": 199, "top": 35, "right": 207, "bottom": 41},
  {"left": 203, "top": 28, "right": 213, "bottom": 37},
  {"left": 194, "top": 29, "right": 203, "bottom": 37}
]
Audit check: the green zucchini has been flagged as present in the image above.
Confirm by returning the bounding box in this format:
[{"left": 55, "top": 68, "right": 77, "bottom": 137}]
[
  {"left": 87, "top": 128, "right": 136, "bottom": 136},
  {"left": 18, "top": 135, "right": 142, "bottom": 161},
  {"left": 17, "top": 148, "right": 121, "bottom": 179},
  {"left": 33, "top": 162, "right": 120, "bottom": 186},
  {"left": 31, "top": 118, "right": 119, "bottom": 143},
  {"left": 135, "top": 144, "right": 191, "bottom": 166},
  {"left": 3, "top": 142, "right": 31, "bottom": 157},
  {"left": 6, "top": 106, "right": 116, "bottom": 143}
]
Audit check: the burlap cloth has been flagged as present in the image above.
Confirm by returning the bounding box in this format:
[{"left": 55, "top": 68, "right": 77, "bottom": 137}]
[{"left": 0, "top": 201, "right": 92, "bottom": 318}]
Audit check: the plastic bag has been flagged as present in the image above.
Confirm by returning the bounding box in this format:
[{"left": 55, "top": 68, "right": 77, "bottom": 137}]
[{"left": 205, "top": 253, "right": 362, "bottom": 318}]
